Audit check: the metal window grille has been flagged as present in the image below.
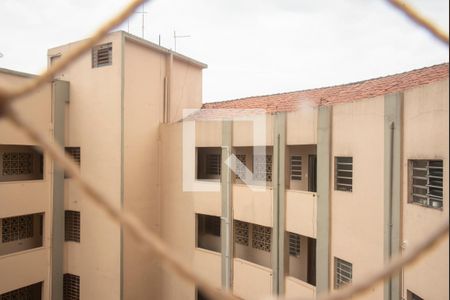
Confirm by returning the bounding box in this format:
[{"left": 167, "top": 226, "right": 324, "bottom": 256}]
[
  {"left": 63, "top": 274, "right": 80, "bottom": 300},
  {"left": 410, "top": 160, "right": 443, "bottom": 209},
  {"left": 1, "top": 152, "right": 33, "bottom": 176},
  {"left": 335, "top": 257, "right": 352, "bottom": 289},
  {"left": 335, "top": 157, "right": 353, "bottom": 192},
  {"left": 235, "top": 154, "right": 247, "bottom": 180},
  {"left": 234, "top": 220, "right": 249, "bottom": 246},
  {"left": 288, "top": 232, "right": 301, "bottom": 257},
  {"left": 65, "top": 211, "right": 80, "bottom": 242},
  {"left": 253, "top": 155, "right": 272, "bottom": 182},
  {"left": 206, "top": 154, "right": 221, "bottom": 176},
  {"left": 290, "top": 155, "right": 302, "bottom": 180},
  {"left": 1, "top": 215, "right": 33, "bottom": 243},
  {"left": 251, "top": 224, "right": 271, "bottom": 252},
  {"left": 65, "top": 147, "right": 80, "bottom": 165},
  {"left": 0, "top": 284, "right": 36, "bottom": 300},
  {"left": 92, "top": 43, "right": 112, "bottom": 68}
]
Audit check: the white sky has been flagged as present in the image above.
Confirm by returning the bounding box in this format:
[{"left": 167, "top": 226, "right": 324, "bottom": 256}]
[{"left": 0, "top": 0, "right": 448, "bottom": 102}]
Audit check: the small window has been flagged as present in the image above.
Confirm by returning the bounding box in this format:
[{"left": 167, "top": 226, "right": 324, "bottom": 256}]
[
  {"left": 288, "top": 232, "right": 301, "bottom": 257},
  {"left": 335, "top": 157, "right": 353, "bottom": 192},
  {"left": 334, "top": 257, "right": 352, "bottom": 289},
  {"left": 234, "top": 220, "right": 249, "bottom": 246},
  {"left": 0, "top": 282, "right": 42, "bottom": 299},
  {"left": 252, "top": 224, "right": 272, "bottom": 252},
  {"left": 409, "top": 160, "right": 443, "bottom": 209},
  {"left": 65, "top": 147, "right": 80, "bottom": 165},
  {"left": 407, "top": 290, "right": 424, "bottom": 300},
  {"left": 63, "top": 273, "right": 80, "bottom": 300},
  {"left": 65, "top": 147, "right": 80, "bottom": 178},
  {"left": 253, "top": 155, "right": 272, "bottom": 182},
  {"left": 206, "top": 154, "right": 221, "bottom": 176},
  {"left": 235, "top": 154, "right": 247, "bottom": 180},
  {"left": 290, "top": 156, "right": 302, "bottom": 181},
  {"left": 65, "top": 211, "right": 80, "bottom": 243},
  {"left": 1, "top": 215, "right": 33, "bottom": 243},
  {"left": 92, "top": 43, "right": 112, "bottom": 68}
]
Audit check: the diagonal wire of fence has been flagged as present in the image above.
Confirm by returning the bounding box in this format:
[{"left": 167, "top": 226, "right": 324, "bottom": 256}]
[{"left": 0, "top": 0, "right": 448, "bottom": 300}]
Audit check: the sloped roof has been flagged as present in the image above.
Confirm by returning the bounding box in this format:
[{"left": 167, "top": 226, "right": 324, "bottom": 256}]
[{"left": 202, "top": 63, "right": 449, "bottom": 113}]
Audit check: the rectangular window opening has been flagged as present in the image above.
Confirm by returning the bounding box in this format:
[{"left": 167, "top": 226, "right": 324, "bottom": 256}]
[
  {"left": 335, "top": 157, "right": 353, "bottom": 192},
  {"left": 0, "top": 145, "right": 44, "bottom": 182},
  {"left": 0, "top": 213, "right": 44, "bottom": 256},
  {"left": 0, "top": 282, "right": 42, "bottom": 299},
  {"left": 63, "top": 273, "right": 80, "bottom": 300},
  {"left": 65, "top": 211, "right": 80, "bottom": 243},
  {"left": 334, "top": 257, "right": 352, "bottom": 289},
  {"left": 409, "top": 159, "right": 443, "bottom": 209},
  {"left": 196, "top": 214, "right": 221, "bottom": 252}
]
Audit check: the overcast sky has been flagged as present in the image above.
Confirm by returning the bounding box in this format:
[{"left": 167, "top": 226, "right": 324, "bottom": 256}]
[{"left": 0, "top": 0, "right": 448, "bottom": 102}]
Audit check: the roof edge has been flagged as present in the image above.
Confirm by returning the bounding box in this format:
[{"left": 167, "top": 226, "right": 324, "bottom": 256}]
[
  {"left": 203, "top": 62, "right": 449, "bottom": 107},
  {"left": 122, "top": 31, "right": 208, "bottom": 69},
  {"left": 0, "top": 67, "right": 37, "bottom": 78}
]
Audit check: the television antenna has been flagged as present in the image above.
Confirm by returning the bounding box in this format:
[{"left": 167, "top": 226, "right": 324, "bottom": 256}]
[
  {"left": 127, "top": 4, "right": 148, "bottom": 38},
  {"left": 173, "top": 31, "right": 191, "bottom": 51}
]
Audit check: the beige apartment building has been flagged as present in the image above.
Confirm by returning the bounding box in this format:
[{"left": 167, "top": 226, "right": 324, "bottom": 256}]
[{"left": 0, "top": 31, "right": 448, "bottom": 300}]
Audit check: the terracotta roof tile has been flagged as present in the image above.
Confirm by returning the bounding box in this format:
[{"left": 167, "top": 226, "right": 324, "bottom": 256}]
[{"left": 202, "top": 63, "right": 449, "bottom": 113}]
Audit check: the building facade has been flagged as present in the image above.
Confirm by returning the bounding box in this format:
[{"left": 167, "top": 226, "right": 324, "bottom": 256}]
[{"left": 0, "top": 32, "right": 448, "bottom": 300}]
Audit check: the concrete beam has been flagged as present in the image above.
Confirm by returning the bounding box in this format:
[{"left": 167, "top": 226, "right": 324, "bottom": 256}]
[
  {"left": 316, "top": 106, "right": 332, "bottom": 294},
  {"left": 384, "top": 93, "right": 403, "bottom": 300},
  {"left": 272, "top": 112, "right": 286, "bottom": 295},
  {"left": 51, "top": 80, "right": 69, "bottom": 300}
]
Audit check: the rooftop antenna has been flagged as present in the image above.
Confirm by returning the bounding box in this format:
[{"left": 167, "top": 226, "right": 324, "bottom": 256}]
[
  {"left": 173, "top": 31, "right": 191, "bottom": 51},
  {"left": 139, "top": 4, "right": 148, "bottom": 38},
  {"left": 128, "top": 4, "right": 148, "bottom": 38}
]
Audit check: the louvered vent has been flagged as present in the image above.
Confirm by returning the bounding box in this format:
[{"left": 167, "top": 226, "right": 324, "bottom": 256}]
[
  {"left": 92, "top": 43, "right": 112, "bottom": 68},
  {"left": 65, "top": 211, "right": 80, "bottom": 242},
  {"left": 63, "top": 273, "right": 80, "bottom": 300}
]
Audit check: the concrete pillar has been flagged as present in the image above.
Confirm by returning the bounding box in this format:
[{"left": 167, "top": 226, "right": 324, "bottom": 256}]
[
  {"left": 316, "top": 106, "right": 332, "bottom": 294},
  {"left": 221, "top": 120, "right": 233, "bottom": 290},
  {"left": 272, "top": 112, "right": 286, "bottom": 295},
  {"left": 384, "top": 93, "right": 403, "bottom": 300},
  {"left": 51, "top": 80, "right": 69, "bottom": 300}
]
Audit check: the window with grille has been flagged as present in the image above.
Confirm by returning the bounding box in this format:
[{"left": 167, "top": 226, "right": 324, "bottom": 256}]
[
  {"left": 409, "top": 160, "right": 443, "bottom": 209},
  {"left": 253, "top": 155, "right": 272, "bottom": 182},
  {"left": 335, "top": 157, "right": 353, "bottom": 192},
  {"left": 0, "top": 282, "right": 42, "bottom": 300},
  {"left": 65, "top": 147, "right": 80, "bottom": 165},
  {"left": 234, "top": 220, "right": 249, "bottom": 246},
  {"left": 64, "top": 147, "right": 80, "bottom": 178},
  {"left": 407, "top": 290, "right": 424, "bottom": 300},
  {"left": 92, "top": 43, "right": 112, "bottom": 68},
  {"left": 206, "top": 154, "right": 221, "bottom": 176},
  {"left": 290, "top": 156, "right": 302, "bottom": 181},
  {"left": 65, "top": 211, "right": 80, "bottom": 242},
  {"left": 334, "top": 257, "right": 352, "bottom": 289},
  {"left": 1, "top": 215, "right": 33, "bottom": 243},
  {"left": 288, "top": 232, "right": 301, "bottom": 257},
  {"left": 63, "top": 274, "right": 80, "bottom": 300},
  {"left": 0, "top": 146, "right": 44, "bottom": 182},
  {"left": 235, "top": 154, "right": 247, "bottom": 180},
  {"left": 251, "top": 224, "right": 271, "bottom": 252}
]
